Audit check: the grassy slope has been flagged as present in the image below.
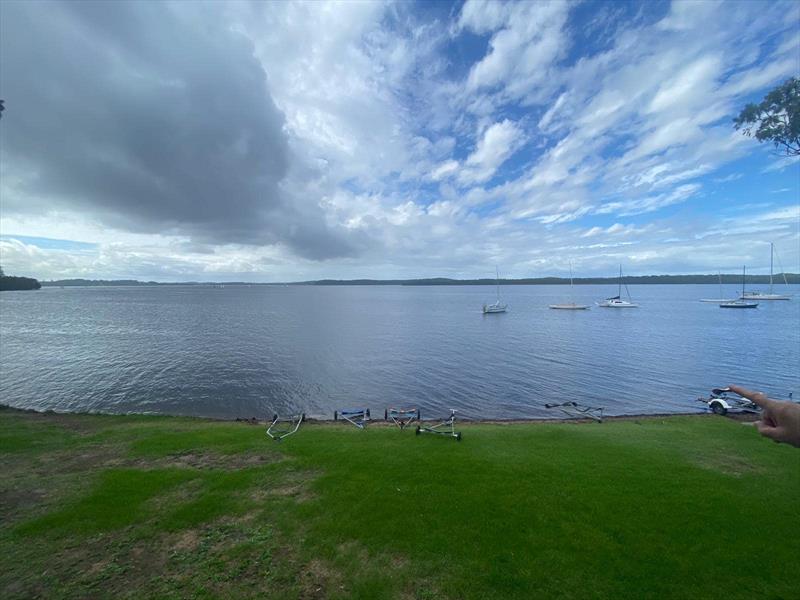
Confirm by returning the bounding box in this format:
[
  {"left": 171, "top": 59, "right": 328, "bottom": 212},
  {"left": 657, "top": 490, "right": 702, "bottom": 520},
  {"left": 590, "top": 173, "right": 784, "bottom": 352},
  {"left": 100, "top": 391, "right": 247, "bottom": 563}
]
[{"left": 1, "top": 408, "right": 798, "bottom": 599}]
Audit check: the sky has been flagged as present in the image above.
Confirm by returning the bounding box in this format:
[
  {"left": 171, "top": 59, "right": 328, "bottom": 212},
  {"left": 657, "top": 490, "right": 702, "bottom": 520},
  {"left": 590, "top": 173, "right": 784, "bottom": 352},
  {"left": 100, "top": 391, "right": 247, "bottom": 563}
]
[{"left": 0, "top": 0, "right": 798, "bottom": 282}]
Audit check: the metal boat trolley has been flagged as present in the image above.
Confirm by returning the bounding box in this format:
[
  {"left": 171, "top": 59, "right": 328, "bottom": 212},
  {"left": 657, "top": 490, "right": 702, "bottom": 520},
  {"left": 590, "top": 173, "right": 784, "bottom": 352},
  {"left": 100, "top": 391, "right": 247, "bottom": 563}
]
[
  {"left": 266, "top": 413, "right": 306, "bottom": 441},
  {"left": 334, "top": 408, "right": 370, "bottom": 429},
  {"left": 415, "top": 409, "right": 461, "bottom": 441},
  {"left": 696, "top": 388, "right": 761, "bottom": 416},
  {"left": 544, "top": 401, "right": 604, "bottom": 422},
  {"left": 385, "top": 407, "right": 420, "bottom": 429}
]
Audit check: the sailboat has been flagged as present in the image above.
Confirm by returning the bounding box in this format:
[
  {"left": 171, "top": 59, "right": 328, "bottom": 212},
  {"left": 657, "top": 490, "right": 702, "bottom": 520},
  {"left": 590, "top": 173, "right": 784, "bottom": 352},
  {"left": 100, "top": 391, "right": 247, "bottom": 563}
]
[
  {"left": 740, "top": 243, "right": 791, "bottom": 300},
  {"left": 720, "top": 266, "right": 758, "bottom": 308},
  {"left": 550, "top": 261, "right": 589, "bottom": 310},
  {"left": 596, "top": 265, "right": 638, "bottom": 307},
  {"left": 700, "top": 270, "right": 735, "bottom": 303},
  {"left": 482, "top": 267, "right": 507, "bottom": 314}
]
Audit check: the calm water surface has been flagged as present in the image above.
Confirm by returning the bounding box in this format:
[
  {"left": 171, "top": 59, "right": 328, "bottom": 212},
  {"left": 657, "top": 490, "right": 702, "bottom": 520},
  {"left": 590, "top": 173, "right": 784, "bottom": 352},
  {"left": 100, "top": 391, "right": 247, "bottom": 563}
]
[{"left": 1, "top": 285, "right": 798, "bottom": 419}]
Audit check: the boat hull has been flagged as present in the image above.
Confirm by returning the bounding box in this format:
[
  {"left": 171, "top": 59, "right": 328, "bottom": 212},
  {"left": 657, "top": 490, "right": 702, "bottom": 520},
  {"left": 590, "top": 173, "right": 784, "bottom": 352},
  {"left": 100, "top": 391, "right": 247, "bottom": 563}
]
[
  {"left": 596, "top": 301, "right": 638, "bottom": 308},
  {"left": 720, "top": 301, "right": 758, "bottom": 308},
  {"left": 741, "top": 294, "right": 791, "bottom": 300}
]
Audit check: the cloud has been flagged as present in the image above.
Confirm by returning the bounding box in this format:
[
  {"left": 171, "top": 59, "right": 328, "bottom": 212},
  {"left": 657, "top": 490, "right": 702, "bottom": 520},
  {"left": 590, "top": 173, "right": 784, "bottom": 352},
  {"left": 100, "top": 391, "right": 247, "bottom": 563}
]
[
  {"left": 1, "top": 0, "right": 798, "bottom": 281},
  {"left": 0, "top": 0, "right": 353, "bottom": 260},
  {"left": 458, "top": 119, "right": 524, "bottom": 184},
  {"left": 462, "top": 0, "right": 571, "bottom": 102}
]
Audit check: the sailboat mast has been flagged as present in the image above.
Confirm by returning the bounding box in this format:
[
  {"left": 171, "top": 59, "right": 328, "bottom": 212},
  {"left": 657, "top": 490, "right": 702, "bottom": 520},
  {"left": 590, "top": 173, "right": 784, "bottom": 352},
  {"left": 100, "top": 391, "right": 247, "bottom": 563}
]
[
  {"left": 770, "top": 242, "right": 774, "bottom": 294},
  {"left": 618, "top": 264, "right": 622, "bottom": 298},
  {"left": 496, "top": 266, "right": 500, "bottom": 302},
  {"left": 569, "top": 260, "right": 574, "bottom": 303},
  {"left": 742, "top": 265, "right": 746, "bottom": 296},
  {"left": 718, "top": 270, "right": 722, "bottom": 298}
]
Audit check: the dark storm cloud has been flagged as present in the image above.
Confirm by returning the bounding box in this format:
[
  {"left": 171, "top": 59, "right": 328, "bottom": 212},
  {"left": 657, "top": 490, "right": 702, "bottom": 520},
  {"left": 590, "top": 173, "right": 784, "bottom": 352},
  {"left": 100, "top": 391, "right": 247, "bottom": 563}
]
[{"left": 0, "top": 0, "right": 353, "bottom": 260}]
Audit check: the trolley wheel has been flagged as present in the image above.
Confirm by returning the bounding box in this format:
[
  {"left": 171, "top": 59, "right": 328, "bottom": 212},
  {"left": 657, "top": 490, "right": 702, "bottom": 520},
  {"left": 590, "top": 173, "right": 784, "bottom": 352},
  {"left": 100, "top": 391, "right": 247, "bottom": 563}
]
[
  {"left": 415, "top": 425, "right": 421, "bottom": 435},
  {"left": 384, "top": 409, "right": 388, "bottom": 421},
  {"left": 272, "top": 413, "right": 278, "bottom": 422},
  {"left": 417, "top": 409, "right": 421, "bottom": 420},
  {"left": 456, "top": 432, "right": 462, "bottom": 441},
  {"left": 366, "top": 408, "right": 371, "bottom": 418},
  {"left": 301, "top": 413, "right": 306, "bottom": 422},
  {"left": 710, "top": 402, "right": 727, "bottom": 416},
  {"left": 334, "top": 411, "right": 338, "bottom": 421}
]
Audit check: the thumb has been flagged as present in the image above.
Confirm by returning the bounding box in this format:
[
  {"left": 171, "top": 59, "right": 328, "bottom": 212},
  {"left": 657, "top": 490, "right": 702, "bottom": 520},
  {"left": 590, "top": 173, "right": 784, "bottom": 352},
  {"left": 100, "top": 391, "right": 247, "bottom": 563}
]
[{"left": 756, "top": 421, "right": 787, "bottom": 443}]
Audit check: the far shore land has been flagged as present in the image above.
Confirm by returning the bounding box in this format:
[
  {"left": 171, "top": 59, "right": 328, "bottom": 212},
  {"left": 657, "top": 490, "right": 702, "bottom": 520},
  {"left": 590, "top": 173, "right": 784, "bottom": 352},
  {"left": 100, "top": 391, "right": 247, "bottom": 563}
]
[{"left": 35, "top": 273, "right": 800, "bottom": 287}]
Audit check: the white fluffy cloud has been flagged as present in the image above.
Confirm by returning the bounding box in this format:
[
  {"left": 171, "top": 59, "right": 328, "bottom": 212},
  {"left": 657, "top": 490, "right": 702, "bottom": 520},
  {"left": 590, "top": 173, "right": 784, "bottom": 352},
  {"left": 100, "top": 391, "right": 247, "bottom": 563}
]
[{"left": 1, "top": 0, "right": 798, "bottom": 281}]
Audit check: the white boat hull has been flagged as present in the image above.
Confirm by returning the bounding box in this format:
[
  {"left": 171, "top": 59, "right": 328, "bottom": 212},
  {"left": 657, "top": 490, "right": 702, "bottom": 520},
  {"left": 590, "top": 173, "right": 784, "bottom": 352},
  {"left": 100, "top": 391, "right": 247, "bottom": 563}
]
[
  {"left": 549, "top": 304, "right": 590, "bottom": 310},
  {"left": 483, "top": 304, "right": 507, "bottom": 314},
  {"left": 741, "top": 293, "right": 791, "bottom": 300},
  {"left": 596, "top": 300, "right": 638, "bottom": 308}
]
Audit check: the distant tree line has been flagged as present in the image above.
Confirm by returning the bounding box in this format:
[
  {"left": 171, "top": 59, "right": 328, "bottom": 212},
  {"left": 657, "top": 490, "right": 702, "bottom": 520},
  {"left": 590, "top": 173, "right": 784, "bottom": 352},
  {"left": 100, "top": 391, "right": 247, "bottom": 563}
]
[
  {"left": 33, "top": 274, "right": 800, "bottom": 287},
  {"left": 0, "top": 266, "right": 41, "bottom": 291}
]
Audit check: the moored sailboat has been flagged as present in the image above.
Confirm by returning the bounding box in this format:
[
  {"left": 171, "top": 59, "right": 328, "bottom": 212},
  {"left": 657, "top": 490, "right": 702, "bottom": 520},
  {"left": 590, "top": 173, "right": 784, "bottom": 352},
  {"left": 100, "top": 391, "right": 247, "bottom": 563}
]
[
  {"left": 597, "top": 265, "right": 638, "bottom": 308},
  {"left": 740, "top": 243, "right": 791, "bottom": 300},
  {"left": 550, "top": 261, "right": 589, "bottom": 310},
  {"left": 482, "top": 267, "right": 507, "bottom": 314},
  {"left": 700, "top": 270, "right": 735, "bottom": 303},
  {"left": 721, "top": 266, "right": 758, "bottom": 308}
]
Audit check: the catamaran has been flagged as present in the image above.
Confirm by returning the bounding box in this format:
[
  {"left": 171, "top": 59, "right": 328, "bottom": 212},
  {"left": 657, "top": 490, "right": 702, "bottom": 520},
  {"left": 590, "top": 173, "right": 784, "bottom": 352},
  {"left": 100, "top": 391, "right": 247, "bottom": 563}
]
[
  {"left": 700, "top": 270, "right": 735, "bottom": 303},
  {"left": 721, "top": 266, "right": 758, "bottom": 308},
  {"left": 597, "top": 265, "right": 638, "bottom": 308},
  {"left": 740, "top": 242, "right": 791, "bottom": 300},
  {"left": 550, "top": 261, "right": 589, "bottom": 310},
  {"left": 482, "top": 267, "right": 507, "bottom": 314}
]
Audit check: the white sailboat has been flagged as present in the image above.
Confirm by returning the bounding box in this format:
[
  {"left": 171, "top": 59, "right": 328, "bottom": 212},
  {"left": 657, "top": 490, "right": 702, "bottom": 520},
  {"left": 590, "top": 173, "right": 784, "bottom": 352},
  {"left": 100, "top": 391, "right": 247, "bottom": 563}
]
[
  {"left": 482, "top": 267, "right": 507, "bottom": 314},
  {"left": 721, "top": 266, "right": 758, "bottom": 308},
  {"left": 597, "top": 265, "right": 638, "bottom": 308},
  {"left": 550, "top": 261, "right": 589, "bottom": 310},
  {"left": 700, "top": 270, "right": 735, "bottom": 303},
  {"left": 741, "top": 243, "right": 791, "bottom": 300}
]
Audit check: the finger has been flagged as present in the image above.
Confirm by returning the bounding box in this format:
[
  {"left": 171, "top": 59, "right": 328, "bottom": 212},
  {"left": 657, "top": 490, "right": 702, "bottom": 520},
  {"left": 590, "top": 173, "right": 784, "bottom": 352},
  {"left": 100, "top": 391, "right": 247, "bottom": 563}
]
[
  {"left": 756, "top": 422, "right": 787, "bottom": 443},
  {"left": 728, "top": 385, "right": 776, "bottom": 409}
]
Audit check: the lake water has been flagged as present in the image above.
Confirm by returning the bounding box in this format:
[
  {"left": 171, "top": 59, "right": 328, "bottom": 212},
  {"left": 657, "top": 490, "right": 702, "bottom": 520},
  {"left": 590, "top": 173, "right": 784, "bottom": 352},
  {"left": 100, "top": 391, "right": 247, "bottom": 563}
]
[{"left": 1, "top": 284, "right": 798, "bottom": 420}]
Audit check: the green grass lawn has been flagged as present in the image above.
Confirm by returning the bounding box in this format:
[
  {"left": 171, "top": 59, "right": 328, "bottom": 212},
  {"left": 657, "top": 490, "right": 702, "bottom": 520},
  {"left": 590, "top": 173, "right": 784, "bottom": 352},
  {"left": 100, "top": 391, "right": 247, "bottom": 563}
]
[{"left": 1, "top": 407, "right": 798, "bottom": 599}]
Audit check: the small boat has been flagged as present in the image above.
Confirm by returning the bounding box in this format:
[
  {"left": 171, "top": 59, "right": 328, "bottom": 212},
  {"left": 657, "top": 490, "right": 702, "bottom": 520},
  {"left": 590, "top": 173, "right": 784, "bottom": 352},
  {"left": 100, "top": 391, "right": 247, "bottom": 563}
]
[
  {"left": 550, "top": 261, "right": 589, "bottom": 310},
  {"left": 740, "top": 242, "right": 791, "bottom": 300},
  {"left": 700, "top": 270, "right": 736, "bottom": 303},
  {"left": 721, "top": 266, "right": 758, "bottom": 308},
  {"left": 597, "top": 265, "right": 638, "bottom": 307},
  {"left": 482, "top": 267, "right": 507, "bottom": 314}
]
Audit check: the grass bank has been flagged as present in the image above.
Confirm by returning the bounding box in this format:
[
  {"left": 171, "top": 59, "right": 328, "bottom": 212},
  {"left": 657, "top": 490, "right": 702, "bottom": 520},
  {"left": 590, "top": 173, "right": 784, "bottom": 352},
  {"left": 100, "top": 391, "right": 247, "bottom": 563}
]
[{"left": 1, "top": 407, "right": 798, "bottom": 599}]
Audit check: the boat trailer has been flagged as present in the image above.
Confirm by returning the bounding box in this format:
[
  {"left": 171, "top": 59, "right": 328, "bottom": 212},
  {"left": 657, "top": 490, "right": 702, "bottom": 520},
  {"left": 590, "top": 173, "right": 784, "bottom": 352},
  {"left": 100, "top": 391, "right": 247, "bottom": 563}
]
[
  {"left": 385, "top": 407, "right": 420, "bottom": 429},
  {"left": 415, "top": 409, "right": 461, "bottom": 441},
  {"left": 334, "top": 408, "right": 370, "bottom": 429},
  {"left": 697, "top": 388, "right": 760, "bottom": 416},
  {"left": 266, "top": 413, "right": 305, "bottom": 441},
  {"left": 544, "top": 401, "right": 604, "bottom": 422}
]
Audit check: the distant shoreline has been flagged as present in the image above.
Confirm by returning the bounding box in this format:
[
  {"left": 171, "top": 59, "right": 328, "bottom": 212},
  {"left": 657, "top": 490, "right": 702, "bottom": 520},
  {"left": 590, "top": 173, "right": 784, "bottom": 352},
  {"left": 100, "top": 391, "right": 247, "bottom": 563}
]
[{"left": 39, "top": 274, "right": 800, "bottom": 287}]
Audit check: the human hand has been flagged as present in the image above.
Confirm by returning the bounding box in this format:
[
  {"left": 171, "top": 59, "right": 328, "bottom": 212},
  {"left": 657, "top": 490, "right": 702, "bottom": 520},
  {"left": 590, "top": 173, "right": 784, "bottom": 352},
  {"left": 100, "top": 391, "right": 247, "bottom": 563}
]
[{"left": 729, "top": 385, "right": 800, "bottom": 448}]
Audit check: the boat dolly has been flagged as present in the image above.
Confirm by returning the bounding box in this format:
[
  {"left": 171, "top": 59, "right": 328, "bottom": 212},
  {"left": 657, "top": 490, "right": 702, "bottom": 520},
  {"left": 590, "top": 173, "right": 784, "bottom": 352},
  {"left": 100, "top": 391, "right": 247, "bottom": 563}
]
[
  {"left": 696, "top": 388, "right": 760, "bottom": 416},
  {"left": 544, "top": 401, "right": 604, "bottom": 422},
  {"left": 385, "top": 407, "right": 420, "bottom": 429},
  {"left": 266, "top": 413, "right": 305, "bottom": 441},
  {"left": 334, "top": 408, "right": 370, "bottom": 429},
  {"left": 415, "top": 409, "right": 461, "bottom": 441}
]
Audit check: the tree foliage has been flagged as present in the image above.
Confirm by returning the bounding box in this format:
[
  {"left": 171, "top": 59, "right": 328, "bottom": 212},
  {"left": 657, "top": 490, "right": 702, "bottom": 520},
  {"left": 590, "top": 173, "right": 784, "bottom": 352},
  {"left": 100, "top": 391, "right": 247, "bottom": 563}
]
[{"left": 734, "top": 77, "right": 800, "bottom": 156}]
